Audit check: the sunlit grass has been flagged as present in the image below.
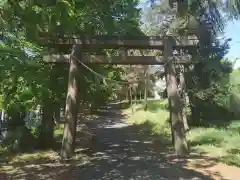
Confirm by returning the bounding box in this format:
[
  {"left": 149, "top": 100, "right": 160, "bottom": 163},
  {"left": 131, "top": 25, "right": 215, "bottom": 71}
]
[
  {"left": 123, "top": 99, "right": 171, "bottom": 144},
  {"left": 54, "top": 123, "right": 64, "bottom": 140},
  {"left": 9, "top": 150, "right": 60, "bottom": 164},
  {"left": 0, "top": 120, "right": 93, "bottom": 179},
  {"left": 0, "top": 148, "right": 89, "bottom": 179},
  {"left": 0, "top": 150, "right": 61, "bottom": 177},
  {"left": 124, "top": 99, "right": 240, "bottom": 167},
  {"left": 188, "top": 123, "right": 240, "bottom": 166},
  {"left": 0, "top": 123, "right": 89, "bottom": 178}
]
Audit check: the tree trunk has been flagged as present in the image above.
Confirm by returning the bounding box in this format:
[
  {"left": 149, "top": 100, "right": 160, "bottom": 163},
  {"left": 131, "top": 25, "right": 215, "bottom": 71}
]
[
  {"left": 164, "top": 71, "right": 174, "bottom": 146},
  {"left": 130, "top": 86, "right": 133, "bottom": 114},
  {"left": 179, "top": 66, "right": 189, "bottom": 131},
  {"left": 54, "top": 102, "right": 61, "bottom": 125},
  {"left": 182, "top": 92, "right": 189, "bottom": 131},
  {"left": 125, "top": 85, "right": 130, "bottom": 104},
  {"left": 6, "top": 106, "right": 26, "bottom": 129},
  {"left": 164, "top": 37, "right": 188, "bottom": 155},
  {"left": 39, "top": 102, "right": 54, "bottom": 149},
  {"left": 134, "top": 91, "right": 137, "bottom": 105},
  {"left": 144, "top": 68, "right": 148, "bottom": 111},
  {"left": 127, "top": 87, "right": 131, "bottom": 104},
  {"left": 61, "top": 45, "right": 81, "bottom": 159}
]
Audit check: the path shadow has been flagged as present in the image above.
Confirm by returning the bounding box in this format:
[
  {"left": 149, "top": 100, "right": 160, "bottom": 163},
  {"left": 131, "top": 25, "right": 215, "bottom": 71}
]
[
  {"left": 0, "top": 172, "right": 8, "bottom": 180},
  {"left": 74, "top": 103, "right": 222, "bottom": 180},
  {"left": 0, "top": 103, "right": 226, "bottom": 180},
  {"left": 0, "top": 113, "right": 100, "bottom": 180}
]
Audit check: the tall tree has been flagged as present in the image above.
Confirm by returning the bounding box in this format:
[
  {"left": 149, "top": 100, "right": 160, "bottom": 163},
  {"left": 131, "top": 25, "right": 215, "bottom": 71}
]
[
  {"left": 1, "top": 0, "right": 143, "bottom": 157},
  {"left": 141, "top": 0, "right": 231, "bottom": 154}
]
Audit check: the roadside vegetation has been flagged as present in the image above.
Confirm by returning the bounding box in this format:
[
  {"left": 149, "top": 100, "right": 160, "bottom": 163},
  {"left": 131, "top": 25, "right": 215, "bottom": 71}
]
[{"left": 124, "top": 97, "right": 240, "bottom": 167}]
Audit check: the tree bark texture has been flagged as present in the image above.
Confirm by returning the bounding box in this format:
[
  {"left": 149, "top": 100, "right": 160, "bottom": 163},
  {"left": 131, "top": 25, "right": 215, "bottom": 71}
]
[
  {"left": 144, "top": 68, "right": 148, "bottom": 111},
  {"left": 61, "top": 45, "right": 81, "bottom": 159},
  {"left": 164, "top": 37, "right": 188, "bottom": 155},
  {"left": 39, "top": 102, "right": 54, "bottom": 149},
  {"left": 179, "top": 66, "right": 189, "bottom": 131},
  {"left": 125, "top": 85, "right": 128, "bottom": 101},
  {"left": 129, "top": 86, "right": 133, "bottom": 114}
]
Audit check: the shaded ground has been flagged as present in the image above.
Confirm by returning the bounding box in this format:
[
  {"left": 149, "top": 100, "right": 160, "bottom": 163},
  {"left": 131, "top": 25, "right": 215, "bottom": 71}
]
[
  {"left": 1, "top": 102, "right": 240, "bottom": 179},
  {"left": 75, "top": 102, "right": 240, "bottom": 180}
]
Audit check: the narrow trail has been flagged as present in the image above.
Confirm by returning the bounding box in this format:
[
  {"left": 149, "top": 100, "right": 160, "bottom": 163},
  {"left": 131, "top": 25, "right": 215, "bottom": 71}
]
[{"left": 75, "top": 102, "right": 239, "bottom": 180}]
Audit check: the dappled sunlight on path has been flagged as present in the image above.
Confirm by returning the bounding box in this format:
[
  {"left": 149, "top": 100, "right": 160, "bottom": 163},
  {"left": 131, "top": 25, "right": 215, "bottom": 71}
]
[
  {"left": 74, "top": 103, "right": 239, "bottom": 180},
  {"left": 1, "top": 103, "right": 240, "bottom": 180}
]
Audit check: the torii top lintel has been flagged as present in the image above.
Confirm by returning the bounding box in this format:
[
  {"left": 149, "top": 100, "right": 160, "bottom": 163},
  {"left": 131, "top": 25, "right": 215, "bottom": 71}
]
[{"left": 39, "top": 33, "right": 199, "bottom": 49}]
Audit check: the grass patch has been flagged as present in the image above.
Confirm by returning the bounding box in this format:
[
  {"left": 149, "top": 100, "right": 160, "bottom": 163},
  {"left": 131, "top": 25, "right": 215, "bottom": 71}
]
[
  {"left": 124, "top": 99, "right": 240, "bottom": 167},
  {"left": 54, "top": 123, "right": 64, "bottom": 141},
  {"left": 0, "top": 124, "right": 91, "bottom": 179},
  {"left": 8, "top": 150, "right": 60, "bottom": 164},
  {"left": 0, "top": 148, "right": 90, "bottom": 180},
  {"left": 188, "top": 123, "right": 240, "bottom": 167},
  {"left": 0, "top": 124, "right": 65, "bottom": 163},
  {"left": 123, "top": 99, "right": 171, "bottom": 144}
]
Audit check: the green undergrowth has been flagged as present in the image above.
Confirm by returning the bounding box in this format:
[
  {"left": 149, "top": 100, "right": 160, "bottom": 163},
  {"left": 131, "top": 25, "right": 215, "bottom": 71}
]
[
  {"left": 54, "top": 123, "right": 65, "bottom": 141},
  {"left": 123, "top": 100, "right": 171, "bottom": 139},
  {"left": 0, "top": 117, "right": 95, "bottom": 165},
  {"left": 0, "top": 123, "right": 65, "bottom": 164},
  {"left": 0, "top": 123, "right": 91, "bottom": 178},
  {"left": 188, "top": 122, "right": 240, "bottom": 167},
  {"left": 123, "top": 99, "right": 240, "bottom": 167}
]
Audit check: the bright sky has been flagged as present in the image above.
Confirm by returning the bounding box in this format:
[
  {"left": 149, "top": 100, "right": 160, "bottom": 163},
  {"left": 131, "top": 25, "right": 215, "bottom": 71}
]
[
  {"left": 224, "top": 20, "right": 240, "bottom": 69},
  {"left": 224, "top": 20, "right": 240, "bottom": 59}
]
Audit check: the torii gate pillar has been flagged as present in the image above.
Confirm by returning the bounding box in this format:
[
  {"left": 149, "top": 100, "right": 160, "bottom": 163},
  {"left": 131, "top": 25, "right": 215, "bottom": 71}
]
[
  {"left": 61, "top": 44, "right": 81, "bottom": 159},
  {"left": 164, "top": 36, "right": 188, "bottom": 155}
]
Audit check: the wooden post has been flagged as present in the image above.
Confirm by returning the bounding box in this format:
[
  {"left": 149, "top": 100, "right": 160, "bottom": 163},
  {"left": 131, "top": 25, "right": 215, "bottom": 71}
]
[
  {"left": 129, "top": 86, "right": 133, "bottom": 114},
  {"left": 179, "top": 65, "right": 189, "bottom": 131},
  {"left": 164, "top": 36, "right": 188, "bottom": 155},
  {"left": 134, "top": 89, "right": 137, "bottom": 105},
  {"left": 134, "top": 88, "right": 137, "bottom": 112},
  {"left": 61, "top": 44, "right": 81, "bottom": 159},
  {"left": 143, "top": 67, "right": 148, "bottom": 111},
  {"left": 39, "top": 101, "right": 54, "bottom": 149},
  {"left": 125, "top": 84, "right": 128, "bottom": 101}
]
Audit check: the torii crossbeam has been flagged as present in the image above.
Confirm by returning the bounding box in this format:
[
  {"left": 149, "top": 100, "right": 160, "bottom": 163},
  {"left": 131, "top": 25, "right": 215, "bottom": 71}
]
[{"left": 39, "top": 32, "right": 199, "bottom": 159}]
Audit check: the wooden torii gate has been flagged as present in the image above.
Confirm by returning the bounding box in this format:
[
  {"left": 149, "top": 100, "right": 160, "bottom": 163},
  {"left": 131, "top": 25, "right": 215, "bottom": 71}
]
[{"left": 40, "top": 33, "right": 198, "bottom": 158}]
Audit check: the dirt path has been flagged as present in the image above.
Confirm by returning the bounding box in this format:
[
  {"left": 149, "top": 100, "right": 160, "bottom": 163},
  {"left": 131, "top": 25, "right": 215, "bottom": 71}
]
[
  {"left": 2, "top": 103, "right": 239, "bottom": 180},
  {"left": 75, "top": 103, "right": 240, "bottom": 180}
]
